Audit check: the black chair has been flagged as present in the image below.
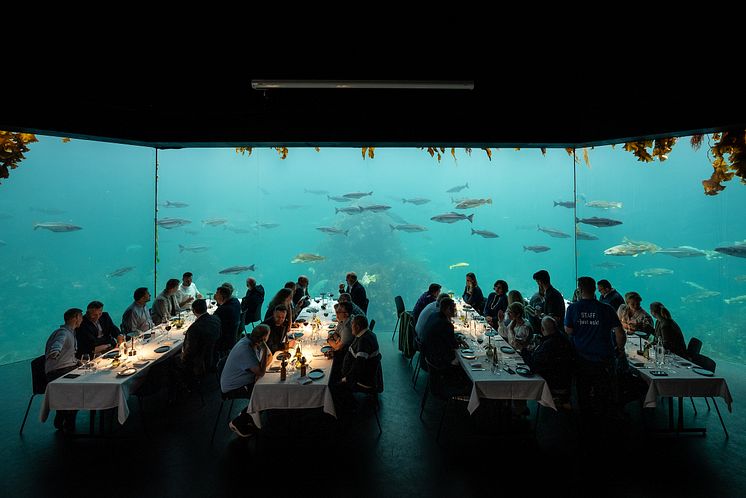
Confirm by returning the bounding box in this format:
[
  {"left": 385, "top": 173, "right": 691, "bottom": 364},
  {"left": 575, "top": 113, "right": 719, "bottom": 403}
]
[
  {"left": 210, "top": 357, "right": 252, "bottom": 444},
  {"left": 690, "top": 353, "right": 728, "bottom": 439},
  {"left": 351, "top": 363, "right": 384, "bottom": 435},
  {"left": 687, "top": 337, "right": 703, "bottom": 358},
  {"left": 20, "top": 355, "right": 48, "bottom": 435},
  {"left": 369, "top": 319, "right": 376, "bottom": 332},
  {"left": 419, "top": 357, "right": 470, "bottom": 442},
  {"left": 392, "top": 296, "right": 405, "bottom": 342}
]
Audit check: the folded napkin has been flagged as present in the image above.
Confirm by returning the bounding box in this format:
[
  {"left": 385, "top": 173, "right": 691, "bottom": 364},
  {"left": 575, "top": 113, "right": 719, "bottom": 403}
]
[{"left": 298, "top": 377, "right": 313, "bottom": 385}]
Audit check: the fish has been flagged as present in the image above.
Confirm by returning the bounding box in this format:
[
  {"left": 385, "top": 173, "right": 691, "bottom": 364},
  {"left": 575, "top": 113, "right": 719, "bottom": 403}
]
[
  {"left": 538, "top": 225, "right": 571, "bottom": 238},
  {"left": 157, "top": 218, "right": 191, "bottom": 229},
  {"left": 714, "top": 245, "right": 746, "bottom": 258},
  {"left": 304, "top": 189, "right": 329, "bottom": 195},
  {"left": 280, "top": 204, "right": 305, "bottom": 210},
  {"left": 633, "top": 268, "right": 674, "bottom": 278},
  {"left": 178, "top": 244, "right": 209, "bottom": 253},
  {"left": 327, "top": 195, "right": 352, "bottom": 203},
  {"left": 106, "top": 266, "right": 134, "bottom": 278},
  {"left": 162, "top": 200, "right": 189, "bottom": 208},
  {"left": 471, "top": 228, "right": 499, "bottom": 238},
  {"left": 342, "top": 191, "right": 373, "bottom": 199},
  {"left": 255, "top": 222, "right": 280, "bottom": 229},
  {"left": 449, "top": 262, "right": 470, "bottom": 270},
  {"left": 681, "top": 290, "right": 721, "bottom": 303},
  {"left": 30, "top": 207, "right": 66, "bottom": 215},
  {"left": 361, "top": 272, "right": 377, "bottom": 285},
  {"left": 202, "top": 218, "right": 228, "bottom": 226},
  {"left": 734, "top": 275, "right": 746, "bottom": 282},
  {"left": 575, "top": 227, "right": 598, "bottom": 241},
  {"left": 576, "top": 216, "right": 623, "bottom": 227},
  {"left": 585, "top": 200, "right": 623, "bottom": 209},
  {"left": 390, "top": 224, "right": 428, "bottom": 233},
  {"left": 316, "top": 227, "right": 349, "bottom": 236},
  {"left": 654, "top": 246, "right": 708, "bottom": 258},
  {"left": 33, "top": 222, "right": 83, "bottom": 232},
  {"left": 291, "top": 253, "right": 326, "bottom": 263},
  {"left": 553, "top": 200, "right": 576, "bottom": 208},
  {"left": 523, "top": 245, "right": 551, "bottom": 253},
  {"left": 430, "top": 212, "right": 474, "bottom": 224},
  {"left": 219, "top": 265, "right": 256, "bottom": 274},
  {"left": 724, "top": 295, "right": 746, "bottom": 305},
  {"left": 594, "top": 262, "right": 624, "bottom": 269},
  {"left": 684, "top": 281, "right": 707, "bottom": 291},
  {"left": 455, "top": 198, "right": 492, "bottom": 210},
  {"left": 361, "top": 204, "right": 392, "bottom": 213},
  {"left": 604, "top": 238, "right": 660, "bottom": 257},
  {"left": 402, "top": 198, "right": 431, "bottom": 205},
  {"left": 446, "top": 182, "right": 469, "bottom": 193},
  {"left": 335, "top": 206, "right": 364, "bottom": 215}
]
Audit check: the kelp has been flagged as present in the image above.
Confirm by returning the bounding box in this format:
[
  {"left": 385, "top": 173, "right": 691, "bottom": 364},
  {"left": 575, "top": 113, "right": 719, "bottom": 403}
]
[
  {"left": 690, "top": 134, "right": 704, "bottom": 151},
  {"left": 274, "top": 147, "right": 289, "bottom": 160},
  {"left": 702, "top": 131, "right": 746, "bottom": 195},
  {"left": 235, "top": 146, "right": 253, "bottom": 156},
  {"left": 361, "top": 147, "right": 375, "bottom": 159},
  {"left": 622, "top": 140, "right": 655, "bottom": 162},
  {"left": 0, "top": 131, "right": 38, "bottom": 185},
  {"left": 652, "top": 137, "right": 676, "bottom": 161},
  {"left": 483, "top": 148, "right": 492, "bottom": 161}
]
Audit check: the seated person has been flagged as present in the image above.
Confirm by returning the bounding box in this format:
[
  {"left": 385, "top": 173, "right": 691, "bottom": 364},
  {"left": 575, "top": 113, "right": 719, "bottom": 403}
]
[
  {"left": 45, "top": 308, "right": 84, "bottom": 431},
  {"left": 462, "top": 272, "right": 486, "bottom": 315},
  {"left": 180, "top": 299, "right": 221, "bottom": 377},
  {"left": 293, "top": 275, "right": 311, "bottom": 310},
  {"left": 263, "top": 288, "right": 294, "bottom": 322},
  {"left": 76, "top": 300, "right": 121, "bottom": 358},
  {"left": 214, "top": 285, "right": 242, "bottom": 353},
  {"left": 498, "top": 302, "right": 533, "bottom": 350},
  {"left": 220, "top": 325, "right": 273, "bottom": 438},
  {"left": 176, "top": 272, "right": 203, "bottom": 311},
  {"left": 327, "top": 302, "right": 354, "bottom": 381},
  {"left": 420, "top": 297, "right": 471, "bottom": 395},
  {"left": 151, "top": 279, "right": 180, "bottom": 325},
  {"left": 483, "top": 280, "right": 509, "bottom": 328},
  {"left": 121, "top": 287, "right": 154, "bottom": 334},
  {"left": 412, "top": 283, "right": 442, "bottom": 324},
  {"left": 617, "top": 291, "right": 655, "bottom": 337},
  {"left": 598, "top": 279, "right": 624, "bottom": 311},
  {"left": 649, "top": 301, "right": 687, "bottom": 358},
  {"left": 340, "top": 272, "right": 368, "bottom": 314},
  {"left": 521, "top": 317, "right": 574, "bottom": 408},
  {"left": 241, "top": 277, "right": 265, "bottom": 325},
  {"left": 415, "top": 293, "right": 449, "bottom": 342},
  {"left": 338, "top": 293, "right": 366, "bottom": 317},
  {"left": 331, "top": 315, "right": 382, "bottom": 413},
  {"left": 261, "top": 304, "right": 295, "bottom": 353}
]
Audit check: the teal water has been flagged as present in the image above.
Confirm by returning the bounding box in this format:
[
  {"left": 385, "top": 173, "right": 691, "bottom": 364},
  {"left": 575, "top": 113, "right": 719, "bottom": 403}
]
[{"left": 1, "top": 137, "right": 744, "bottom": 364}]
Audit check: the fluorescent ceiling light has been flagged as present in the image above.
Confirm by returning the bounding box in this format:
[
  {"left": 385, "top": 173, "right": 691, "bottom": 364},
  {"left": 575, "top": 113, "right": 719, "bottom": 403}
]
[{"left": 251, "top": 80, "right": 474, "bottom": 90}]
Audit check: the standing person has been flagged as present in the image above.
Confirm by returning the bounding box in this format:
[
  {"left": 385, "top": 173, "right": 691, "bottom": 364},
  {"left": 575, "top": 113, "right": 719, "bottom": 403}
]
[
  {"left": 241, "top": 277, "right": 265, "bottom": 327},
  {"left": 483, "top": 280, "right": 509, "bottom": 328},
  {"left": 176, "top": 272, "right": 203, "bottom": 311},
  {"left": 598, "top": 279, "right": 624, "bottom": 311},
  {"left": 532, "top": 270, "right": 565, "bottom": 324},
  {"left": 293, "top": 275, "right": 311, "bottom": 310},
  {"left": 45, "top": 308, "right": 83, "bottom": 431},
  {"left": 151, "top": 279, "right": 181, "bottom": 325},
  {"left": 121, "top": 287, "right": 154, "bottom": 334},
  {"left": 180, "top": 299, "right": 221, "bottom": 377},
  {"left": 340, "top": 272, "right": 368, "bottom": 313},
  {"left": 75, "top": 301, "right": 121, "bottom": 358},
  {"left": 214, "top": 285, "right": 242, "bottom": 354},
  {"left": 328, "top": 301, "right": 354, "bottom": 381},
  {"left": 462, "top": 272, "right": 485, "bottom": 315},
  {"left": 617, "top": 291, "right": 655, "bottom": 337},
  {"left": 649, "top": 302, "right": 687, "bottom": 358},
  {"left": 412, "top": 283, "right": 442, "bottom": 324},
  {"left": 564, "top": 276, "right": 625, "bottom": 421}
]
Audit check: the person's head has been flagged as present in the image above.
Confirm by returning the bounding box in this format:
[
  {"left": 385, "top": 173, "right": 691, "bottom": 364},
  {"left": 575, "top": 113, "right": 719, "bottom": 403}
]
[
  {"left": 494, "top": 280, "right": 508, "bottom": 295},
  {"left": 338, "top": 293, "right": 352, "bottom": 303},
  {"left": 465, "top": 272, "right": 477, "bottom": 287},
  {"left": 215, "top": 286, "right": 231, "bottom": 304},
  {"left": 272, "top": 304, "right": 288, "bottom": 324},
  {"left": 436, "top": 292, "right": 450, "bottom": 306},
  {"left": 649, "top": 301, "right": 672, "bottom": 320},
  {"left": 246, "top": 277, "right": 256, "bottom": 289},
  {"left": 597, "top": 279, "right": 612, "bottom": 295},
  {"left": 507, "top": 290, "right": 524, "bottom": 306},
  {"left": 428, "top": 283, "right": 442, "bottom": 298},
  {"left": 507, "top": 302, "right": 525, "bottom": 322},
  {"left": 336, "top": 301, "right": 352, "bottom": 321},
  {"left": 271, "top": 288, "right": 294, "bottom": 307},
  {"left": 182, "top": 272, "right": 193, "bottom": 287},
  {"left": 134, "top": 287, "right": 150, "bottom": 304},
  {"left": 165, "top": 278, "right": 180, "bottom": 295},
  {"left": 577, "top": 276, "right": 596, "bottom": 299},
  {"left": 250, "top": 324, "right": 271, "bottom": 345},
  {"left": 221, "top": 282, "right": 234, "bottom": 296},
  {"left": 541, "top": 316, "right": 558, "bottom": 336},
  {"left": 346, "top": 272, "right": 358, "bottom": 286},
  {"left": 64, "top": 307, "right": 83, "bottom": 328},
  {"left": 297, "top": 275, "right": 309, "bottom": 288},
  {"left": 625, "top": 291, "right": 643, "bottom": 310},
  {"left": 284, "top": 281, "right": 297, "bottom": 291},
  {"left": 86, "top": 300, "right": 104, "bottom": 321},
  {"left": 192, "top": 299, "right": 207, "bottom": 316},
  {"left": 440, "top": 297, "right": 456, "bottom": 318},
  {"left": 351, "top": 315, "right": 369, "bottom": 336},
  {"left": 533, "top": 270, "right": 551, "bottom": 291}
]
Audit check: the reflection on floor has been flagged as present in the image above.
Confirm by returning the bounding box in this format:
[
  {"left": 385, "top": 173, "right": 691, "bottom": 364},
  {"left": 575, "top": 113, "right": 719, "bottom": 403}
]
[{"left": 1, "top": 334, "right": 744, "bottom": 498}]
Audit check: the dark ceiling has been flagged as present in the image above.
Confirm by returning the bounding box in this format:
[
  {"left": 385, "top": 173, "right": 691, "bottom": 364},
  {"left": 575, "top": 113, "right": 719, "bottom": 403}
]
[{"left": 4, "top": 67, "right": 745, "bottom": 149}]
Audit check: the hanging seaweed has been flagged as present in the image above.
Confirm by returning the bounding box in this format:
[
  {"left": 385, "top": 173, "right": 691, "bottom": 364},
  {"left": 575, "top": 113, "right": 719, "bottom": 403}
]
[
  {"left": 652, "top": 137, "right": 676, "bottom": 161},
  {"left": 483, "top": 148, "right": 492, "bottom": 161},
  {"left": 235, "top": 146, "right": 253, "bottom": 156},
  {"left": 690, "top": 134, "right": 704, "bottom": 151},
  {"left": 274, "top": 147, "right": 289, "bottom": 160},
  {"left": 622, "top": 140, "right": 655, "bottom": 162},
  {"left": 0, "top": 131, "right": 38, "bottom": 185},
  {"left": 702, "top": 131, "right": 746, "bottom": 195}
]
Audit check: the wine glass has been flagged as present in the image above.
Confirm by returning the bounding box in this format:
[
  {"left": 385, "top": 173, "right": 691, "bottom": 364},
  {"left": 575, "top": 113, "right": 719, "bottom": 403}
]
[
  {"left": 476, "top": 334, "right": 485, "bottom": 354},
  {"left": 80, "top": 354, "right": 91, "bottom": 371}
]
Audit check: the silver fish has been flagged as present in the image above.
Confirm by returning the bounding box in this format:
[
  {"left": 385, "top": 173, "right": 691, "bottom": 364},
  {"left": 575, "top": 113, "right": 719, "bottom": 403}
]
[
  {"left": 304, "top": 189, "right": 329, "bottom": 195},
  {"left": 681, "top": 290, "right": 721, "bottom": 303},
  {"left": 219, "top": 264, "right": 256, "bottom": 274},
  {"left": 655, "top": 246, "right": 707, "bottom": 258},
  {"left": 291, "top": 253, "right": 325, "bottom": 263},
  {"left": 446, "top": 182, "right": 469, "bottom": 193},
  {"left": 553, "top": 200, "right": 575, "bottom": 208},
  {"left": 402, "top": 198, "right": 431, "bottom": 205},
  {"left": 179, "top": 244, "right": 209, "bottom": 253},
  {"left": 523, "top": 245, "right": 551, "bottom": 253},
  {"left": 604, "top": 238, "right": 660, "bottom": 257},
  {"left": 456, "top": 198, "right": 492, "bottom": 209},
  {"left": 634, "top": 268, "right": 674, "bottom": 278},
  {"left": 327, "top": 195, "right": 352, "bottom": 203},
  {"left": 586, "top": 200, "right": 623, "bottom": 209},
  {"left": 255, "top": 222, "right": 280, "bottom": 229},
  {"left": 575, "top": 228, "right": 598, "bottom": 241},
  {"left": 202, "top": 218, "right": 228, "bottom": 226},
  {"left": 471, "top": 228, "right": 499, "bottom": 238},
  {"left": 316, "top": 227, "right": 349, "bottom": 236},
  {"left": 538, "top": 225, "right": 571, "bottom": 238},
  {"left": 157, "top": 218, "right": 192, "bottom": 229},
  {"left": 390, "top": 224, "right": 428, "bottom": 233},
  {"left": 576, "top": 216, "right": 623, "bottom": 227},
  {"left": 163, "top": 200, "right": 189, "bottom": 208},
  {"left": 33, "top": 222, "right": 83, "bottom": 232},
  {"left": 430, "top": 212, "right": 474, "bottom": 224},
  {"left": 106, "top": 266, "right": 134, "bottom": 278},
  {"left": 715, "top": 245, "right": 746, "bottom": 258},
  {"left": 342, "top": 191, "right": 373, "bottom": 199},
  {"left": 336, "top": 206, "right": 364, "bottom": 215},
  {"left": 361, "top": 204, "right": 392, "bottom": 213},
  {"left": 724, "top": 295, "right": 746, "bottom": 305}
]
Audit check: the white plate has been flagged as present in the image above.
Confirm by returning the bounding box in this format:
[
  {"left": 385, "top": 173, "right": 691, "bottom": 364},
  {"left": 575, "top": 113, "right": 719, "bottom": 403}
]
[
  {"left": 117, "top": 368, "right": 137, "bottom": 377},
  {"left": 308, "top": 369, "right": 325, "bottom": 380},
  {"left": 461, "top": 353, "right": 477, "bottom": 360}
]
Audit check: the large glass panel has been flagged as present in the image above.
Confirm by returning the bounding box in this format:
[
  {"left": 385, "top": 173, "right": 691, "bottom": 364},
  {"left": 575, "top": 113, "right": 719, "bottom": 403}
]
[
  {"left": 0, "top": 136, "right": 154, "bottom": 364},
  {"left": 576, "top": 141, "right": 746, "bottom": 362}
]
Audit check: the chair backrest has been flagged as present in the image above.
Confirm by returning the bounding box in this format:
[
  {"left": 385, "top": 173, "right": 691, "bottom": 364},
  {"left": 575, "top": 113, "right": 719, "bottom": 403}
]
[
  {"left": 369, "top": 319, "right": 376, "bottom": 331},
  {"left": 216, "top": 356, "right": 228, "bottom": 382},
  {"left": 692, "top": 353, "right": 716, "bottom": 373},
  {"left": 394, "top": 295, "right": 405, "bottom": 315},
  {"left": 31, "top": 355, "right": 48, "bottom": 395},
  {"left": 687, "top": 337, "right": 703, "bottom": 357}
]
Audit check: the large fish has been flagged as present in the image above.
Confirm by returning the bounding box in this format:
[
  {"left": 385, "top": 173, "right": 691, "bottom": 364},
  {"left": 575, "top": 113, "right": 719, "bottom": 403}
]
[
  {"left": 33, "top": 222, "right": 83, "bottom": 232},
  {"left": 604, "top": 238, "right": 660, "bottom": 257},
  {"left": 724, "top": 295, "right": 746, "bottom": 305},
  {"left": 585, "top": 200, "right": 623, "bottom": 209},
  {"left": 335, "top": 206, "right": 364, "bottom": 215},
  {"left": 291, "top": 253, "right": 326, "bottom": 263},
  {"left": 361, "top": 204, "right": 392, "bottom": 213},
  {"left": 202, "top": 218, "right": 228, "bottom": 226},
  {"left": 714, "top": 245, "right": 746, "bottom": 258},
  {"left": 106, "top": 266, "right": 134, "bottom": 278},
  {"left": 402, "top": 197, "right": 431, "bottom": 205},
  {"left": 327, "top": 195, "right": 352, "bottom": 203},
  {"left": 576, "top": 216, "right": 623, "bottom": 227},
  {"left": 681, "top": 290, "right": 721, "bottom": 303},
  {"left": 157, "top": 218, "right": 191, "bottom": 229},
  {"left": 634, "top": 268, "right": 674, "bottom": 278},
  {"left": 471, "top": 228, "right": 499, "bottom": 238},
  {"left": 455, "top": 198, "right": 492, "bottom": 210},
  {"left": 219, "top": 265, "right": 256, "bottom": 274},
  {"left": 553, "top": 200, "right": 575, "bottom": 208},
  {"left": 179, "top": 244, "right": 209, "bottom": 253},
  {"left": 449, "top": 262, "right": 470, "bottom": 270},
  {"left": 655, "top": 246, "right": 707, "bottom": 258},
  {"left": 163, "top": 200, "right": 189, "bottom": 208},
  {"left": 734, "top": 275, "right": 746, "bottom": 282},
  {"left": 430, "top": 212, "right": 474, "bottom": 224},
  {"left": 575, "top": 227, "right": 598, "bottom": 241},
  {"left": 594, "top": 261, "right": 624, "bottom": 269},
  {"left": 304, "top": 189, "right": 329, "bottom": 195},
  {"left": 316, "top": 227, "right": 349, "bottom": 236},
  {"left": 523, "top": 245, "right": 551, "bottom": 253},
  {"left": 390, "top": 224, "right": 428, "bottom": 233},
  {"left": 446, "top": 182, "right": 469, "bottom": 193},
  {"left": 538, "top": 225, "right": 571, "bottom": 239},
  {"left": 342, "top": 191, "right": 373, "bottom": 199}
]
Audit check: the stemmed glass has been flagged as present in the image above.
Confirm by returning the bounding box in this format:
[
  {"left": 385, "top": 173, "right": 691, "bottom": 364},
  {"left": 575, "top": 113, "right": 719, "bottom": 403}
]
[
  {"left": 80, "top": 354, "right": 91, "bottom": 371},
  {"left": 476, "top": 333, "right": 485, "bottom": 354}
]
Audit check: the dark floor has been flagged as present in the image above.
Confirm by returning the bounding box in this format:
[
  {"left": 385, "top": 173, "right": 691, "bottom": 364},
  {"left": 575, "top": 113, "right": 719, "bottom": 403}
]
[{"left": 2, "top": 324, "right": 744, "bottom": 498}]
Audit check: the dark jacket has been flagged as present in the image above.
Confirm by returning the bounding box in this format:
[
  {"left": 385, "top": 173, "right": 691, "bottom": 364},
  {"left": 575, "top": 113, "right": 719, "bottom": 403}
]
[
  {"left": 462, "top": 285, "right": 485, "bottom": 315},
  {"left": 262, "top": 318, "right": 288, "bottom": 353},
  {"left": 75, "top": 312, "right": 120, "bottom": 358},
  {"left": 181, "top": 313, "right": 221, "bottom": 375},
  {"left": 543, "top": 285, "right": 566, "bottom": 322},
  {"left": 346, "top": 281, "right": 368, "bottom": 313},
  {"left": 521, "top": 333, "right": 574, "bottom": 392},
  {"left": 420, "top": 311, "right": 459, "bottom": 371},
  {"left": 483, "top": 292, "right": 508, "bottom": 322},
  {"left": 412, "top": 291, "right": 436, "bottom": 324},
  {"left": 241, "top": 284, "right": 265, "bottom": 324},
  {"left": 293, "top": 286, "right": 310, "bottom": 308},
  {"left": 341, "top": 329, "right": 382, "bottom": 390},
  {"left": 600, "top": 289, "right": 625, "bottom": 312},
  {"left": 214, "top": 297, "right": 242, "bottom": 352},
  {"left": 655, "top": 318, "right": 687, "bottom": 358}
]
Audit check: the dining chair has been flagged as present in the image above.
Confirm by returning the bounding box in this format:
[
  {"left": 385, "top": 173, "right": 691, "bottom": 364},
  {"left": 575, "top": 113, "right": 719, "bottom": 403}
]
[
  {"left": 690, "top": 353, "right": 728, "bottom": 439},
  {"left": 392, "top": 296, "right": 405, "bottom": 342},
  {"left": 351, "top": 362, "right": 384, "bottom": 435},
  {"left": 419, "top": 357, "right": 470, "bottom": 442},
  {"left": 19, "top": 355, "right": 48, "bottom": 435},
  {"left": 210, "top": 357, "right": 252, "bottom": 444}
]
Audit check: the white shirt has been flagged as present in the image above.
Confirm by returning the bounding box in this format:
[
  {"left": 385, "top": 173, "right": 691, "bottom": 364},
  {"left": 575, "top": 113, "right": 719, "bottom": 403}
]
[
  {"left": 415, "top": 302, "right": 439, "bottom": 339},
  {"left": 176, "top": 282, "right": 200, "bottom": 308}
]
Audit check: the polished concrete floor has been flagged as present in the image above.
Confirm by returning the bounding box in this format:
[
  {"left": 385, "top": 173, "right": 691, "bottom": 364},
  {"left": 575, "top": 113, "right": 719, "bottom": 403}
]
[{"left": 1, "top": 328, "right": 744, "bottom": 498}]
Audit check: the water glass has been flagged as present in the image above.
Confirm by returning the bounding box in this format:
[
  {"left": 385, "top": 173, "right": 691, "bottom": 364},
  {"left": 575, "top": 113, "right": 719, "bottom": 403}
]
[{"left": 80, "top": 354, "right": 91, "bottom": 371}]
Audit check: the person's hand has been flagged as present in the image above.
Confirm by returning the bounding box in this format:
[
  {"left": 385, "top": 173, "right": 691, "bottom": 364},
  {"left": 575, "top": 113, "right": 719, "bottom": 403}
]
[
  {"left": 486, "top": 316, "right": 493, "bottom": 326},
  {"left": 497, "top": 310, "right": 505, "bottom": 322}
]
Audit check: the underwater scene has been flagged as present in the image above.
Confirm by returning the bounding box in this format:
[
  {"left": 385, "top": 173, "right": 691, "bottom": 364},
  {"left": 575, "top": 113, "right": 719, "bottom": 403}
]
[{"left": 0, "top": 136, "right": 745, "bottom": 365}]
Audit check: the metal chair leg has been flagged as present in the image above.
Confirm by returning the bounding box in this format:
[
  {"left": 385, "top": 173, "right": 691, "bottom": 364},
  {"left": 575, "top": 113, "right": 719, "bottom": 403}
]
[
  {"left": 372, "top": 394, "right": 382, "bottom": 435},
  {"left": 412, "top": 354, "right": 422, "bottom": 389},
  {"left": 210, "top": 400, "right": 225, "bottom": 444},
  {"left": 419, "top": 375, "right": 430, "bottom": 420},
  {"left": 19, "top": 395, "right": 35, "bottom": 435},
  {"left": 392, "top": 314, "right": 401, "bottom": 342},
  {"left": 711, "top": 398, "right": 729, "bottom": 439},
  {"left": 690, "top": 397, "right": 698, "bottom": 416}
]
